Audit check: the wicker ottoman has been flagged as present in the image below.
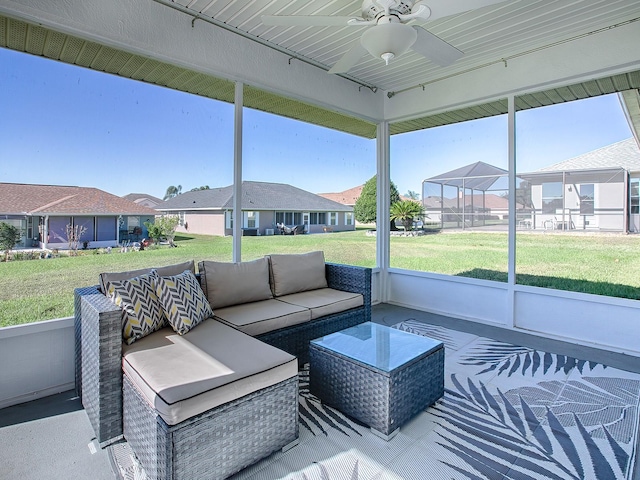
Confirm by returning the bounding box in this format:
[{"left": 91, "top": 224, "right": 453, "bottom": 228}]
[{"left": 309, "top": 322, "right": 444, "bottom": 440}]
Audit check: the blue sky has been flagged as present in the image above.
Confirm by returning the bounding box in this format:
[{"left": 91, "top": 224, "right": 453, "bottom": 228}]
[{"left": 0, "top": 47, "right": 632, "bottom": 199}]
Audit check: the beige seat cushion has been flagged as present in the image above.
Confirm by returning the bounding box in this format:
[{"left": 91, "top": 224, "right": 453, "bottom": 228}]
[
  {"left": 198, "top": 257, "right": 273, "bottom": 309},
  {"left": 99, "top": 260, "right": 195, "bottom": 294},
  {"left": 268, "top": 251, "right": 328, "bottom": 297},
  {"left": 214, "top": 299, "right": 310, "bottom": 336},
  {"left": 277, "top": 288, "right": 364, "bottom": 320},
  {"left": 122, "top": 319, "right": 297, "bottom": 426}
]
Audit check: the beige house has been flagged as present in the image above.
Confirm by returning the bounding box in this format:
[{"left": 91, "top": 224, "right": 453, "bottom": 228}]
[{"left": 157, "top": 181, "right": 355, "bottom": 236}]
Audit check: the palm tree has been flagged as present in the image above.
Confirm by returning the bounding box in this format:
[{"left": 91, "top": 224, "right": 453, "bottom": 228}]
[
  {"left": 163, "top": 185, "right": 182, "bottom": 200},
  {"left": 390, "top": 200, "right": 424, "bottom": 231},
  {"left": 406, "top": 190, "right": 420, "bottom": 201}
]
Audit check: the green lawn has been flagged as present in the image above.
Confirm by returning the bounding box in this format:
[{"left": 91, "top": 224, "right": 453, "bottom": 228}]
[{"left": 1, "top": 230, "right": 639, "bottom": 327}]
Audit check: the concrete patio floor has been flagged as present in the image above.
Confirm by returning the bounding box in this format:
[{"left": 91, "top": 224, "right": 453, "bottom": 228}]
[{"left": 2, "top": 303, "right": 639, "bottom": 479}]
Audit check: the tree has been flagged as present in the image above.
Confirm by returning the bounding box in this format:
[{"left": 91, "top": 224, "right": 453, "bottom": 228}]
[
  {"left": 144, "top": 216, "right": 180, "bottom": 247},
  {"left": 406, "top": 190, "right": 420, "bottom": 201},
  {"left": 163, "top": 185, "right": 182, "bottom": 200},
  {"left": 390, "top": 200, "right": 425, "bottom": 231},
  {"left": 353, "top": 175, "right": 400, "bottom": 225},
  {"left": 0, "top": 222, "right": 21, "bottom": 262},
  {"left": 65, "top": 224, "right": 87, "bottom": 256},
  {"left": 190, "top": 185, "right": 210, "bottom": 191}
]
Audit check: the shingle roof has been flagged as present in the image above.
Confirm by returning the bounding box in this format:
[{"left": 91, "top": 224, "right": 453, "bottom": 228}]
[
  {"left": 123, "top": 193, "right": 163, "bottom": 206},
  {"left": 537, "top": 138, "right": 640, "bottom": 172},
  {"left": 318, "top": 185, "right": 363, "bottom": 206},
  {"left": 0, "top": 183, "right": 158, "bottom": 215},
  {"left": 158, "top": 181, "right": 351, "bottom": 212}
]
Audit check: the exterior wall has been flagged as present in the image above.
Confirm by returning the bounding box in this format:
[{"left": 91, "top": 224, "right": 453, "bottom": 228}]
[
  {"left": 175, "top": 211, "right": 226, "bottom": 236},
  {"left": 596, "top": 182, "right": 626, "bottom": 230},
  {"left": 387, "top": 269, "right": 640, "bottom": 356},
  {"left": 529, "top": 181, "right": 626, "bottom": 231},
  {"left": 0, "top": 317, "right": 74, "bottom": 409}
]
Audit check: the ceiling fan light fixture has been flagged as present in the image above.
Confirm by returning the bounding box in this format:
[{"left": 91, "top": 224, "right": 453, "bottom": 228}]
[{"left": 360, "top": 22, "right": 417, "bottom": 65}]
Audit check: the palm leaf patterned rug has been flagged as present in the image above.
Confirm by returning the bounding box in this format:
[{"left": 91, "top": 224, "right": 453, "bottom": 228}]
[{"left": 110, "top": 320, "right": 640, "bottom": 479}]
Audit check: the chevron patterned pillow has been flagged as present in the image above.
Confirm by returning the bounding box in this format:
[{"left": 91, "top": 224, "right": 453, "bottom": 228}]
[
  {"left": 156, "top": 270, "right": 213, "bottom": 335},
  {"left": 108, "top": 271, "right": 167, "bottom": 345}
]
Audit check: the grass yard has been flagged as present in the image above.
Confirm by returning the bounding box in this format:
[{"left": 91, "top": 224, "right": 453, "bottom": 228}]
[{"left": 1, "top": 230, "right": 639, "bottom": 327}]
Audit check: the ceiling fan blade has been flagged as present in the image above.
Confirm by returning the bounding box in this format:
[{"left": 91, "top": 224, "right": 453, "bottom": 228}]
[
  {"left": 416, "top": 0, "right": 509, "bottom": 22},
  {"left": 411, "top": 26, "right": 463, "bottom": 66},
  {"left": 261, "top": 15, "right": 355, "bottom": 27},
  {"left": 328, "top": 42, "right": 368, "bottom": 74}
]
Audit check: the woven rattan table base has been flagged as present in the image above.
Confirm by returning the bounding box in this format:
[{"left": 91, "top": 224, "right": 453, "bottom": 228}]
[{"left": 309, "top": 337, "right": 444, "bottom": 439}]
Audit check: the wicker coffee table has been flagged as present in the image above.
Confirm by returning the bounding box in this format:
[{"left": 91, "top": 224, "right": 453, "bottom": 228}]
[{"left": 309, "top": 322, "right": 444, "bottom": 440}]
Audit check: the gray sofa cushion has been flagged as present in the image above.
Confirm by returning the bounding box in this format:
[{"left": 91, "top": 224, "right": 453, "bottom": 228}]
[
  {"left": 268, "top": 251, "right": 328, "bottom": 297},
  {"left": 99, "top": 260, "right": 195, "bottom": 294},
  {"left": 122, "top": 319, "right": 297, "bottom": 426},
  {"left": 276, "top": 288, "right": 364, "bottom": 320},
  {"left": 214, "top": 299, "right": 311, "bottom": 336},
  {"left": 198, "top": 257, "right": 273, "bottom": 309}
]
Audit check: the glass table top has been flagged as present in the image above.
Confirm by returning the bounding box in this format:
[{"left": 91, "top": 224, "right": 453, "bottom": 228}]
[{"left": 311, "top": 322, "right": 443, "bottom": 373}]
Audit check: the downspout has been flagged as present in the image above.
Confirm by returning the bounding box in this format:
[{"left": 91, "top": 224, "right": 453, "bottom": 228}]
[
  {"left": 624, "top": 170, "right": 629, "bottom": 233},
  {"left": 562, "top": 171, "right": 566, "bottom": 226}
]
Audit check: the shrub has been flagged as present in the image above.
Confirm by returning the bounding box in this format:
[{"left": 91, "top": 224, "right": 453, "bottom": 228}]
[{"left": 0, "top": 222, "right": 21, "bottom": 262}]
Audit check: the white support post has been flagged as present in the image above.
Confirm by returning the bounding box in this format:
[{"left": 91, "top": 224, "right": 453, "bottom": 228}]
[
  {"left": 232, "top": 82, "right": 243, "bottom": 263},
  {"left": 507, "top": 95, "right": 517, "bottom": 327},
  {"left": 376, "top": 121, "right": 391, "bottom": 303}
]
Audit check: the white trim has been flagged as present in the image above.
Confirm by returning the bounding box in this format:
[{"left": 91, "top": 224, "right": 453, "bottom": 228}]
[
  {"left": 233, "top": 81, "right": 242, "bottom": 262},
  {"left": 376, "top": 121, "right": 390, "bottom": 303},
  {"left": 0, "top": 316, "right": 73, "bottom": 339}
]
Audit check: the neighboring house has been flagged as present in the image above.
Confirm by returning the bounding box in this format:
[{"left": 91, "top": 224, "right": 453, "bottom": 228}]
[
  {"left": 317, "top": 185, "right": 363, "bottom": 208},
  {"left": 157, "top": 181, "right": 355, "bottom": 236},
  {"left": 0, "top": 183, "right": 158, "bottom": 249},
  {"left": 421, "top": 138, "right": 640, "bottom": 232},
  {"left": 520, "top": 137, "right": 640, "bottom": 232},
  {"left": 122, "top": 193, "right": 164, "bottom": 209}
]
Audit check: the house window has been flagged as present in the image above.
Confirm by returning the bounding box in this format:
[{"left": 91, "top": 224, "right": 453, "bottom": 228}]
[
  {"left": 579, "top": 184, "right": 594, "bottom": 215},
  {"left": 128, "top": 216, "right": 140, "bottom": 228},
  {"left": 329, "top": 212, "right": 338, "bottom": 225},
  {"left": 310, "top": 212, "right": 327, "bottom": 225},
  {"left": 345, "top": 212, "right": 353, "bottom": 225},
  {"left": 275, "top": 212, "right": 302, "bottom": 225},
  {"left": 631, "top": 179, "right": 639, "bottom": 214},
  {"left": 226, "top": 210, "right": 233, "bottom": 229},
  {"left": 244, "top": 211, "right": 259, "bottom": 228},
  {"left": 178, "top": 211, "right": 185, "bottom": 226},
  {"left": 542, "top": 182, "right": 563, "bottom": 214}
]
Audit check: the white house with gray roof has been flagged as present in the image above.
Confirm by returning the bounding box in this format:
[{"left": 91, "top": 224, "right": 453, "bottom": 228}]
[
  {"left": 520, "top": 137, "right": 640, "bottom": 232},
  {"left": 156, "top": 181, "right": 355, "bottom": 236}
]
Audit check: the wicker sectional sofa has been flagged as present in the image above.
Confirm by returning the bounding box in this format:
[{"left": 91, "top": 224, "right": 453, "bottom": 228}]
[{"left": 74, "top": 251, "right": 371, "bottom": 480}]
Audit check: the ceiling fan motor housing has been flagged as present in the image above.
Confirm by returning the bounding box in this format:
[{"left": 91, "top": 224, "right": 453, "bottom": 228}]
[{"left": 361, "top": 0, "right": 415, "bottom": 22}]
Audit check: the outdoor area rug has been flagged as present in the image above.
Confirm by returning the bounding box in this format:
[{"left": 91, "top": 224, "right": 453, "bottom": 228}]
[{"left": 109, "top": 319, "right": 640, "bottom": 479}]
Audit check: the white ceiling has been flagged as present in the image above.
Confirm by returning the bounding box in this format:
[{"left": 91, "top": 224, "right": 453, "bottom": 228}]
[{"left": 161, "top": 0, "right": 640, "bottom": 94}]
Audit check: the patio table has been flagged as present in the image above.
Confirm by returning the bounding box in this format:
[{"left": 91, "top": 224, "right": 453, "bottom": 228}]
[{"left": 309, "top": 322, "right": 444, "bottom": 440}]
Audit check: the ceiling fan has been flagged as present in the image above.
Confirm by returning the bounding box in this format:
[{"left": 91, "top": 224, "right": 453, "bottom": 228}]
[{"left": 262, "top": 0, "right": 508, "bottom": 74}]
